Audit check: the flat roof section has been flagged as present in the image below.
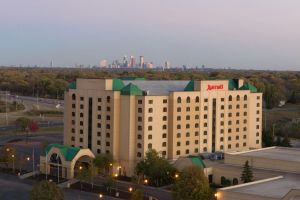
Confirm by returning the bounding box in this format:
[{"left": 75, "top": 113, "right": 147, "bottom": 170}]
[
  {"left": 233, "top": 147, "right": 300, "bottom": 163},
  {"left": 226, "top": 174, "right": 300, "bottom": 199}
]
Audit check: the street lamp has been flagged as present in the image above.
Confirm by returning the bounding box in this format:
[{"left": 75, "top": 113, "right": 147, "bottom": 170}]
[
  {"left": 175, "top": 174, "right": 179, "bottom": 179},
  {"left": 214, "top": 192, "right": 219, "bottom": 199},
  {"left": 114, "top": 173, "right": 118, "bottom": 177},
  {"left": 26, "top": 156, "right": 30, "bottom": 161},
  {"left": 11, "top": 154, "right": 15, "bottom": 172},
  {"left": 6, "top": 148, "right": 10, "bottom": 152},
  {"left": 128, "top": 187, "right": 133, "bottom": 192},
  {"left": 79, "top": 166, "right": 83, "bottom": 170},
  {"left": 99, "top": 193, "right": 103, "bottom": 198},
  {"left": 144, "top": 179, "right": 148, "bottom": 184}
]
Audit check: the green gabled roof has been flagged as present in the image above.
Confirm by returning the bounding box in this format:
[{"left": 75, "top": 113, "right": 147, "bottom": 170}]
[
  {"left": 188, "top": 156, "right": 206, "bottom": 168},
  {"left": 112, "top": 78, "right": 125, "bottom": 91},
  {"left": 239, "top": 83, "right": 257, "bottom": 93},
  {"left": 44, "top": 144, "right": 80, "bottom": 161},
  {"left": 119, "top": 77, "right": 145, "bottom": 80},
  {"left": 184, "top": 80, "right": 194, "bottom": 91},
  {"left": 68, "top": 82, "right": 76, "bottom": 90},
  {"left": 121, "top": 83, "right": 144, "bottom": 96},
  {"left": 228, "top": 79, "right": 239, "bottom": 90}
]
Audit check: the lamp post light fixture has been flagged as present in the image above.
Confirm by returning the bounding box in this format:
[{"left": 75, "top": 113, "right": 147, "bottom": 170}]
[
  {"left": 109, "top": 163, "right": 113, "bottom": 167},
  {"left": 114, "top": 173, "right": 118, "bottom": 177},
  {"left": 214, "top": 192, "right": 219, "bottom": 199},
  {"left": 144, "top": 179, "right": 148, "bottom": 184},
  {"left": 79, "top": 166, "right": 83, "bottom": 170},
  {"left": 11, "top": 154, "right": 15, "bottom": 172},
  {"left": 99, "top": 193, "right": 103, "bottom": 198},
  {"left": 26, "top": 156, "right": 30, "bottom": 161},
  {"left": 175, "top": 174, "right": 179, "bottom": 179},
  {"left": 6, "top": 148, "right": 10, "bottom": 152},
  {"left": 129, "top": 187, "right": 133, "bottom": 192}
]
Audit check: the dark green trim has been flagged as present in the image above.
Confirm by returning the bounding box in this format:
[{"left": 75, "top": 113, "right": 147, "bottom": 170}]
[
  {"left": 121, "top": 83, "right": 144, "bottom": 96},
  {"left": 184, "top": 80, "right": 194, "bottom": 91},
  {"left": 112, "top": 79, "right": 125, "bottom": 91}
]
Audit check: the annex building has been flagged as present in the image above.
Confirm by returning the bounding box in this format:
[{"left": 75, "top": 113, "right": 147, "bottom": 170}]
[{"left": 63, "top": 78, "right": 262, "bottom": 176}]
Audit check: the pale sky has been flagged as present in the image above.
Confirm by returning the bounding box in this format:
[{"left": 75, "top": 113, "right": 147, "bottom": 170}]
[{"left": 0, "top": 0, "right": 300, "bottom": 70}]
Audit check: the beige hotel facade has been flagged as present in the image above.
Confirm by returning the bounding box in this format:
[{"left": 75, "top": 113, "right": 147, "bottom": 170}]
[{"left": 64, "top": 78, "right": 262, "bottom": 176}]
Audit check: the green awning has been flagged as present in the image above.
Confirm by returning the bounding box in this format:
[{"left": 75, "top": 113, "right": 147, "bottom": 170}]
[{"left": 44, "top": 144, "right": 80, "bottom": 161}]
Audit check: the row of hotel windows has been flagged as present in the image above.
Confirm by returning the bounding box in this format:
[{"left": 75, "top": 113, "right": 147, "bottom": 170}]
[{"left": 72, "top": 94, "right": 111, "bottom": 103}]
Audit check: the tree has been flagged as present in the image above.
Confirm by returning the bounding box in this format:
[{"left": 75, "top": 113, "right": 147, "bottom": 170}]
[
  {"left": 93, "top": 153, "right": 113, "bottom": 175},
  {"left": 262, "top": 129, "right": 274, "bottom": 147},
  {"left": 135, "top": 149, "right": 177, "bottom": 187},
  {"left": 104, "top": 175, "right": 116, "bottom": 195},
  {"left": 29, "top": 180, "right": 64, "bottom": 200},
  {"left": 0, "top": 145, "right": 17, "bottom": 170},
  {"left": 76, "top": 166, "right": 92, "bottom": 191},
  {"left": 281, "top": 134, "right": 291, "bottom": 147},
  {"left": 16, "top": 117, "right": 31, "bottom": 131},
  {"left": 240, "top": 160, "right": 253, "bottom": 183},
  {"left": 172, "top": 166, "right": 214, "bottom": 200}
]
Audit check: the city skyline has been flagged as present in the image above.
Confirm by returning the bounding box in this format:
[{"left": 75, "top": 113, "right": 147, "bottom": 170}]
[{"left": 0, "top": 0, "right": 300, "bottom": 70}]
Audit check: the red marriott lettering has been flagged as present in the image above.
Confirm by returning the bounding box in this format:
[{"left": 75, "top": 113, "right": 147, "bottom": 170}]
[{"left": 207, "top": 84, "right": 224, "bottom": 91}]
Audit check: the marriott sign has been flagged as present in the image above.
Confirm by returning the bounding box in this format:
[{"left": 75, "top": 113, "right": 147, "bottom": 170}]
[{"left": 207, "top": 84, "right": 224, "bottom": 91}]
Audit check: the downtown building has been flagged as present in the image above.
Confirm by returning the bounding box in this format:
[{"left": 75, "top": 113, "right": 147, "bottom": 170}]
[{"left": 64, "top": 78, "right": 262, "bottom": 176}]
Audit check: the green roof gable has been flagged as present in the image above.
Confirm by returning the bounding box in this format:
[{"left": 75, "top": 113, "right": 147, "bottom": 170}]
[
  {"left": 68, "top": 82, "right": 76, "bottom": 90},
  {"left": 44, "top": 144, "right": 80, "bottom": 161},
  {"left": 121, "top": 83, "right": 144, "bottom": 96},
  {"left": 184, "top": 80, "right": 194, "bottom": 91},
  {"left": 239, "top": 83, "right": 257, "bottom": 93},
  {"left": 112, "top": 79, "right": 125, "bottom": 91},
  {"left": 188, "top": 156, "right": 206, "bottom": 168},
  {"left": 228, "top": 79, "right": 239, "bottom": 90}
]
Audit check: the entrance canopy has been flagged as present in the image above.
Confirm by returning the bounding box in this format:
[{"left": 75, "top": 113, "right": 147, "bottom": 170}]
[{"left": 40, "top": 144, "right": 95, "bottom": 179}]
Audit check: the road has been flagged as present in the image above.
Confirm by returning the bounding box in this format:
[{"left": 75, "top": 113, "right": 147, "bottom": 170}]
[{"left": 0, "top": 120, "right": 63, "bottom": 132}]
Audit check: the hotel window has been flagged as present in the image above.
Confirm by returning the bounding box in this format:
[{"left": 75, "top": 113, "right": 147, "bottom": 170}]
[
  {"left": 229, "top": 105, "right": 232, "bottom": 109},
  {"left": 228, "top": 136, "right": 231, "bottom": 141},
  {"left": 244, "top": 119, "right": 247, "bottom": 124},
  {"left": 177, "top": 107, "right": 181, "bottom": 112},
  {"left": 236, "top": 120, "right": 239, "bottom": 124},
  {"left": 257, "top": 103, "right": 260, "bottom": 107},
  {"left": 220, "top": 121, "right": 224, "bottom": 126},
  {"left": 177, "top": 133, "right": 181, "bottom": 138},
  {"left": 195, "top": 140, "right": 199, "bottom": 144},
  {"left": 243, "top": 127, "right": 247, "bottom": 131},
  {"left": 195, "top": 106, "right": 199, "bottom": 111},
  {"left": 80, "top": 104, "right": 84, "bottom": 109},
  {"left": 163, "top": 116, "right": 167, "bottom": 121},
  {"left": 148, "top": 143, "right": 152, "bottom": 149},
  {"left": 137, "top": 134, "right": 142, "bottom": 139},
  {"left": 97, "top": 132, "right": 101, "bottom": 137},
  {"left": 97, "top": 123, "right": 101, "bottom": 128},
  {"left": 243, "top": 142, "right": 247, "bottom": 147},
  {"left": 228, "top": 144, "right": 231, "bottom": 149},
  {"left": 80, "top": 121, "right": 83, "bottom": 126},
  {"left": 221, "top": 105, "right": 224, "bottom": 110},
  {"left": 243, "top": 104, "right": 247, "bottom": 109},
  {"left": 137, "top": 143, "right": 142, "bottom": 148},
  {"left": 176, "top": 150, "right": 180, "bottom": 155},
  {"left": 177, "top": 125, "right": 181, "bottom": 129},
  {"left": 106, "top": 133, "right": 110, "bottom": 138},
  {"left": 162, "top": 125, "right": 167, "bottom": 130},
  {"left": 79, "top": 138, "right": 83, "bottom": 142},
  {"left": 186, "top": 149, "right": 190, "bottom": 154},
  {"left": 195, "top": 123, "right": 199, "bottom": 128},
  {"left": 106, "top": 150, "right": 110, "bottom": 154},
  {"left": 71, "top": 136, "right": 75, "bottom": 141},
  {"left": 162, "top": 133, "right": 167, "bottom": 138},
  {"left": 98, "top": 106, "right": 101, "bottom": 111},
  {"left": 195, "top": 148, "right": 199, "bottom": 153},
  {"left": 186, "top": 107, "right": 190, "bottom": 112},
  {"left": 196, "top": 96, "right": 200, "bottom": 103},
  {"left": 236, "top": 135, "right": 239, "bottom": 140},
  {"left": 177, "top": 116, "right": 181, "bottom": 121},
  {"left": 106, "top": 96, "right": 111, "bottom": 103},
  {"left": 138, "top": 108, "right": 142, "bottom": 113},
  {"left": 148, "top": 108, "right": 153, "bottom": 113},
  {"left": 204, "top": 106, "right": 208, "bottom": 110},
  {"left": 97, "top": 149, "right": 101, "bottom": 154},
  {"left": 244, "top": 112, "right": 247, "bottom": 116},
  {"left": 186, "top": 97, "right": 191, "bottom": 103},
  {"left": 72, "top": 120, "right": 75, "bottom": 125},
  {"left": 186, "top": 124, "right": 190, "bottom": 129},
  {"left": 256, "top": 140, "right": 260, "bottom": 144},
  {"left": 72, "top": 112, "right": 75, "bottom": 117},
  {"left": 203, "top": 139, "right": 207, "bottom": 143},
  {"left": 186, "top": 115, "right": 190, "bottom": 120},
  {"left": 236, "top": 104, "right": 240, "bottom": 109},
  {"left": 138, "top": 126, "right": 142, "bottom": 131},
  {"left": 229, "top": 95, "right": 232, "bottom": 101},
  {"left": 221, "top": 98, "right": 225, "bottom": 102},
  {"left": 256, "top": 118, "right": 260, "bottom": 122},
  {"left": 236, "top": 143, "right": 239, "bottom": 148},
  {"left": 228, "top": 113, "right": 232, "bottom": 117},
  {"left": 204, "top": 114, "right": 208, "bottom": 119},
  {"left": 257, "top": 96, "right": 260, "bottom": 100},
  {"left": 148, "top": 135, "right": 152, "bottom": 139},
  {"left": 195, "top": 131, "right": 199, "bottom": 136},
  {"left": 138, "top": 117, "right": 142, "bottom": 122},
  {"left": 237, "top": 95, "right": 240, "bottom": 101},
  {"left": 163, "top": 99, "right": 167, "bottom": 103},
  {"left": 72, "top": 94, "right": 76, "bottom": 100},
  {"left": 71, "top": 128, "right": 75, "bottom": 133},
  {"left": 148, "top": 100, "right": 153, "bottom": 104},
  {"left": 137, "top": 152, "right": 142, "bottom": 157},
  {"left": 236, "top": 128, "right": 239, "bottom": 132},
  {"left": 138, "top": 100, "right": 142, "bottom": 104},
  {"left": 162, "top": 151, "right": 167, "bottom": 156},
  {"left": 186, "top": 132, "right": 190, "bottom": 137},
  {"left": 80, "top": 113, "right": 83, "bottom": 117},
  {"left": 204, "top": 131, "right": 207, "bottom": 135},
  {"left": 186, "top": 141, "right": 190, "bottom": 145},
  {"left": 80, "top": 97, "right": 84, "bottom": 101},
  {"left": 97, "top": 140, "right": 101, "bottom": 145},
  {"left": 204, "top": 123, "right": 207, "bottom": 127},
  {"left": 195, "top": 115, "right": 199, "bottom": 119},
  {"left": 98, "top": 98, "right": 102, "bottom": 102},
  {"left": 163, "top": 107, "right": 167, "bottom": 112},
  {"left": 72, "top": 104, "right": 75, "bottom": 108},
  {"left": 220, "top": 145, "right": 224, "bottom": 150},
  {"left": 220, "top": 129, "right": 224, "bottom": 134},
  {"left": 106, "top": 124, "right": 110, "bottom": 129},
  {"left": 177, "top": 142, "right": 181, "bottom": 146},
  {"left": 236, "top": 112, "right": 240, "bottom": 117},
  {"left": 204, "top": 98, "right": 208, "bottom": 102},
  {"left": 243, "top": 135, "right": 247, "bottom": 139},
  {"left": 106, "top": 107, "right": 110, "bottom": 111},
  {"left": 203, "top": 147, "right": 207, "bottom": 152},
  {"left": 228, "top": 121, "right": 232, "bottom": 125},
  {"left": 256, "top": 125, "right": 260, "bottom": 129},
  {"left": 256, "top": 132, "right": 259, "bottom": 136},
  {"left": 177, "top": 97, "right": 181, "bottom": 103},
  {"left": 256, "top": 110, "right": 260, "bottom": 114},
  {"left": 80, "top": 129, "right": 83, "bottom": 134},
  {"left": 106, "top": 115, "right": 110, "bottom": 120},
  {"left": 228, "top": 128, "right": 232, "bottom": 133},
  {"left": 220, "top": 137, "right": 224, "bottom": 142},
  {"left": 162, "top": 142, "right": 167, "bottom": 147},
  {"left": 244, "top": 95, "right": 247, "bottom": 101},
  {"left": 148, "top": 126, "right": 152, "bottom": 131},
  {"left": 148, "top": 117, "right": 153, "bottom": 122}
]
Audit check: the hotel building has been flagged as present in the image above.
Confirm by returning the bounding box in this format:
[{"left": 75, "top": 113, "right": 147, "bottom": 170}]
[{"left": 64, "top": 78, "right": 262, "bottom": 176}]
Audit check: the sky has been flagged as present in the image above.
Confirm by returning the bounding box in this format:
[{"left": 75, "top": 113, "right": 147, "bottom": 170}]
[{"left": 0, "top": 0, "right": 300, "bottom": 70}]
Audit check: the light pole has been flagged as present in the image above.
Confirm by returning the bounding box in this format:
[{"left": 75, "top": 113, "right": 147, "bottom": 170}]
[
  {"left": 5, "top": 91, "right": 8, "bottom": 125},
  {"left": 12, "top": 154, "right": 15, "bottom": 173}
]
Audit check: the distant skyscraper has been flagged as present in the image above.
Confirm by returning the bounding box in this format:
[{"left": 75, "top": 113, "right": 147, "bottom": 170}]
[
  {"left": 139, "top": 56, "right": 144, "bottom": 68},
  {"left": 129, "top": 56, "right": 135, "bottom": 68},
  {"left": 146, "top": 62, "right": 154, "bottom": 69},
  {"left": 122, "top": 55, "right": 128, "bottom": 68},
  {"left": 100, "top": 59, "right": 108, "bottom": 68},
  {"left": 164, "top": 61, "right": 171, "bottom": 69}
]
